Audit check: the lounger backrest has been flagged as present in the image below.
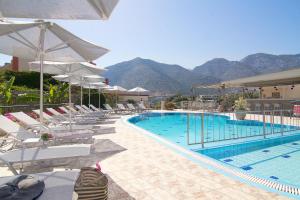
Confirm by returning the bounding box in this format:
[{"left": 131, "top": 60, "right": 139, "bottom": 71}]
[
  {"left": 32, "top": 110, "right": 53, "bottom": 121},
  {"left": 66, "top": 106, "right": 78, "bottom": 113},
  {"left": 127, "top": 104, "right": 135, "bottom": 110},
  {"left": 58, "top": 106, "right": 70, "bottom": 114},
  {"left": 89, "top": 104, "right": 99, "bottom": 111},
  {"left": 0, "top": 115, "right": 36, "bottom": 140},
  {"left": 82, "top": 105, "right": 92, "bottom": 112},
  {"left": 104, "top": 104, "right": 113, "bottom": 110},
  {"left": 116, "top": 104, "right": 124, "bottom": 110},
  {"left": 46, "top": 108, "right": 62, "bottom": 116},
  {"left": 10, "top": 112, "right": 40, "bottom": 126},
  {"left": 75, "top": 105, "right": 88, "bottom": 113}
]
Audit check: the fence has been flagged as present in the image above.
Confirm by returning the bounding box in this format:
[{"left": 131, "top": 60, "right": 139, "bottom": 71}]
[
  {"left": 181, "top": 101, "right": 217, "bottom": 110},
  {"left": 186, "top": 110, "right": 300, "bottom": 148}
]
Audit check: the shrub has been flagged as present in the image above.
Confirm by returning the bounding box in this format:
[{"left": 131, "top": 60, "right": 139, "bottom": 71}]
[
  {"left": 234, "top": 97, "right": 247, "bottom": 111},
  {"left": 165, "top": 101, "right": 177, "bottom": 110}
]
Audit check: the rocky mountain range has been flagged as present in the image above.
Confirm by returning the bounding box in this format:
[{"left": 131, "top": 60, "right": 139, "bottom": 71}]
[{"left": 104, "top": 53, "right": 300, "bottom": 94}]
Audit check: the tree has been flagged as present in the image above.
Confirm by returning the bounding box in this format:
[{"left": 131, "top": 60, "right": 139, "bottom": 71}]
[
  {"left": 48, "top": 82, "right": 69, "bottom": 103},
  {"left": 0, "top": 76, "right": 15, "bottom": 104}
]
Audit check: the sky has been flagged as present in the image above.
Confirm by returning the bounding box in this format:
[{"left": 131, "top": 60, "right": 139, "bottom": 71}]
[{"left": 1, "top": 0, "right": 300, "bottom": 69}]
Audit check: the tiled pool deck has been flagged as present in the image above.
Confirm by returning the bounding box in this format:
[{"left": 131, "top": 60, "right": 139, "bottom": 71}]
[
  {"left": 95, "top": 116, "right": 290, "bottom": 200},
  {"left": 0, "top": 112, "right": 294, "bottom": 199}
]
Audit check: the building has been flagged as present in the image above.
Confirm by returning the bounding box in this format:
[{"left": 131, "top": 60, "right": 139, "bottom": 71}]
[{"left": 197, "top": 68, "right": 300, "bottom": 110}]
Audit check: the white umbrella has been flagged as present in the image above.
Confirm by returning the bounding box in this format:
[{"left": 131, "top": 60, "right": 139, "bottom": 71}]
[
  {"left": 53, "top": 74, "right": 105, "bottom": 128},
  {"left": 30, "top": 61, "right": 105, "bottom": 107},
  {"left": 82, "top": 76, "right": 105, "bottom": 107},
  {"left": 129, "top": 87, "right": 149, "bottom": 102},
  {"left": 129, "top": 87, "right": 148, "bottom": 93},
  {"left": 0, "top": 20, "right": 108, "bottom": 123},
  {"left": 90, "top": 82, "right": 107, "bottom": 109},
  {"left": 106, "top": 85, "right": 127, "bottom": 105},
  {"left": 0, "top": 0, "right": 119, "bottom": 20}
]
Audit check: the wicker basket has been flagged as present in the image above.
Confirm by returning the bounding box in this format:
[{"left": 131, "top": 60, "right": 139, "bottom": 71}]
[{"left": 74, "top": 167, "right": 108, "bottom": 200}]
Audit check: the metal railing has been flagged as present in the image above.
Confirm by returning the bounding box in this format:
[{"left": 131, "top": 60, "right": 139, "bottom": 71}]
[{"left": 186, "top": 109, "right": 300, "bottom": 148}]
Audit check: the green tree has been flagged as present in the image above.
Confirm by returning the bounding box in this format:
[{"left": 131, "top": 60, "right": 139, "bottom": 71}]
[
  {"left": 48, "top": 82, "right": 69, "bottom": 103},
  {"left": 0, "top": 76, "right": 15, "bottom": 104}
]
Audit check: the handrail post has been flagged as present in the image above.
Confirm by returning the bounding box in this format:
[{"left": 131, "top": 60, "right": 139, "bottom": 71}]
[
  {"left": 280, "top": 110, "right": 283, "bottom": 136},
  {"left": 187, "top": 113, "right": 190, "bottom": 145},
  {"left": 201, "top": 112, "right": 204, "bottom": 148},
  {"left": 263, "top": 111, "right": 266, "bottom": 139}
]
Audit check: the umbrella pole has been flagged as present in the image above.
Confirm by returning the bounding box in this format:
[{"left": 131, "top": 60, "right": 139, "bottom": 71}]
[
  {"left": 99, "top": 89, "right": 101, "bottom": 110},
  {"left": 38, "top": 25, "right": 46, "bottom": 127},
  {"left": 68, "top": 77, "right": 72, "bottom": 131},
  {"left": 88, "top": 85, "right": 91, "bottom": 108},
  {"left": 80, "top": 80, "right": 83, "bottom": 106}
]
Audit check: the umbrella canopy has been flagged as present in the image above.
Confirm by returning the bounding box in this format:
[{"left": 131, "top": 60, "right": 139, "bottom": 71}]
[
  {"left": 129, "top": 87, "right": 149, "bottom": 93},
  {"left": 0, "top": 20, "right": 108, "bottom": 62},
  {"left": 107, "top": 85, "right": 127, "bottom": 92},
  {"left": 0, "top": 19, "right": 108, "bottom": 123},
  {"left": 0, "top": 0, "right": 119, "bottom": 20},
  {"left": 30, "top": 61, "right": 106, "bottom": 76}
]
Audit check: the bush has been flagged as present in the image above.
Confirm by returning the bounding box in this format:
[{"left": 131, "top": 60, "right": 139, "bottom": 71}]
[{"left": 165, "top": 101, "right": 177, "bottom": 110}]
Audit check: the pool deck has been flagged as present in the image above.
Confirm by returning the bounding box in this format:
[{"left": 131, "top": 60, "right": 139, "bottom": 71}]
[
  {"left": 0, "top": 111, "right": 293, "bottom": 199},
  {"left": 95, "top": 115, "right": 290, "bottom": 200}
]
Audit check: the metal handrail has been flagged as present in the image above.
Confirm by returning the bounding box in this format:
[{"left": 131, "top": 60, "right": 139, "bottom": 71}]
[{"left": 187, "top": 109, "right": 300, "bottom": 148}]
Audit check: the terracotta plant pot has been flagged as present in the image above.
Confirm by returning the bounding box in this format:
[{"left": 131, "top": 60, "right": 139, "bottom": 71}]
[{"left": 235, "top": 111, "right": 246, "bottom": 120}]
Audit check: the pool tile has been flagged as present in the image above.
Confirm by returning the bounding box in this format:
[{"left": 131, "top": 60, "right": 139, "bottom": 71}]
[
  {"left": 241, "top": 166, "right": 253, "bottom": 171},
  {"left": 262, "top": 150, "right": 270, "bottom": 153},
  {"left": 223, "top": 159, "right": 233, "bottom": 163},
  {"left": 292, "top": 143, "right": 299, "bottom": 145},
  {"left": 282, "top": 155, "right": 290, "bottom": 158}
]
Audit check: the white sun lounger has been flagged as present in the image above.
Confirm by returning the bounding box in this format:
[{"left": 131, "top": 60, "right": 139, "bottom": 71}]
[
  {"left": 0, "top": 115, "right": 38, "bottom": 141},
  {"left": 0, "top": 144, "right": 91, "bottom": 175},
  {"left": 0, "top": 114, "right": 93, "bottom": 146},
  {"left": 89, "top": 104, "right": 101, "bottom": 112},
  {"left": 127, "top": 103, "right": 136, "bottom": 111},
  {"left": 0, "top": 171, "right": 79, "bottom": 200}
]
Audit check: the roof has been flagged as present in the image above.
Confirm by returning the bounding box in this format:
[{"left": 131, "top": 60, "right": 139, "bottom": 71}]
[{"left": 197, "top": 68, "right": 300, "bottom": 88}]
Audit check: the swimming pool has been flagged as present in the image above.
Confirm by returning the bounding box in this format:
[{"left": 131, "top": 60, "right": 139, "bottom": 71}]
[{"left": 129, "top": 112, "right": 300, "bottom": 193}]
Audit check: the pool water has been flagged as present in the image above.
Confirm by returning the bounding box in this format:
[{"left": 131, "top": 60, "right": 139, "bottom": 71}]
[{"left": 129, "top": 112, "right": 300, "bottom": 188}]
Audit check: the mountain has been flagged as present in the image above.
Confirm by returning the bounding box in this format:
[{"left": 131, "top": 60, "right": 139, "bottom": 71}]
[
  {"left": 104, "top": 53, "right": 300, "bottom": 94},
  {"left": 193, "top": 58, "right": 257, "bottom": 81},
  {"left": 104, "top": 57, "right": 218, "bottom": 94}
]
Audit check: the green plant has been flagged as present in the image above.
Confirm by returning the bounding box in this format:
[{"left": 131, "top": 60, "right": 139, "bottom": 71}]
[
  {"left": 0, "top": 76, "right": 15, "bottom": 104},
  {"left": 48, "top": 82, "right": 69, "bottom": 103},
  {"left": 165, "top": 101, "right": 177, "bottom": 110},
  {"left": 234, "top": 97, "right": 247, "bottom": 111},
  {"left": 127, "top": 99, "right": 136, "bottom": 104},
  {"left": 41, "top": 133, "right": 50, "bottom": 141}
]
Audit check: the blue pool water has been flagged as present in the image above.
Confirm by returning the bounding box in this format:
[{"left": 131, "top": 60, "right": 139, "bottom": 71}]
[{"left": 129, "top": 112, "right": 300, "bottom": 188}]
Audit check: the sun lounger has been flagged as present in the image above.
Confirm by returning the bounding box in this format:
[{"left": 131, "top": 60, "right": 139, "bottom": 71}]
[
  {"left": 117, "top": 104, "right": 132, "bottom": 114},
  {"left": 0, "top": 114, "right": 94, "bottom": 147},
  {"left": 0, "top": 171, "right": 79, "bottom": 200},
  {"left": 103, "top": 104, "right": 117, "bottom": 114},
  {"left": 0, "top": 144, "right": 91, "bottom": 175},
  {"left": 127, "top": 103, "right": 137, "bottom": 111}
]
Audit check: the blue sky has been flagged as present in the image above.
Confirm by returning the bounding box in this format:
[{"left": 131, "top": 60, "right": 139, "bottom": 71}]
[{"left": 1, "top": 0, "right": 300, "bottom": 69}]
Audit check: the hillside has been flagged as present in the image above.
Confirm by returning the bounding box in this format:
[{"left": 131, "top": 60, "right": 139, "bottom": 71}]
[
  {"left": 104, "top": 57, "right": 219, "bottom": 94},
  {"left": 82, "top": 53, "right": 300, "bottom": 94}
]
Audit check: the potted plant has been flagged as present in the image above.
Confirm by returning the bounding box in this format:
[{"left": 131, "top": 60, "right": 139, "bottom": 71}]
[
  {"left": 234, "top": 97, "right": 247, "bottom": 120},
  {"left": 41, "top": 133, "right": 52, "bottom": 147}
]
